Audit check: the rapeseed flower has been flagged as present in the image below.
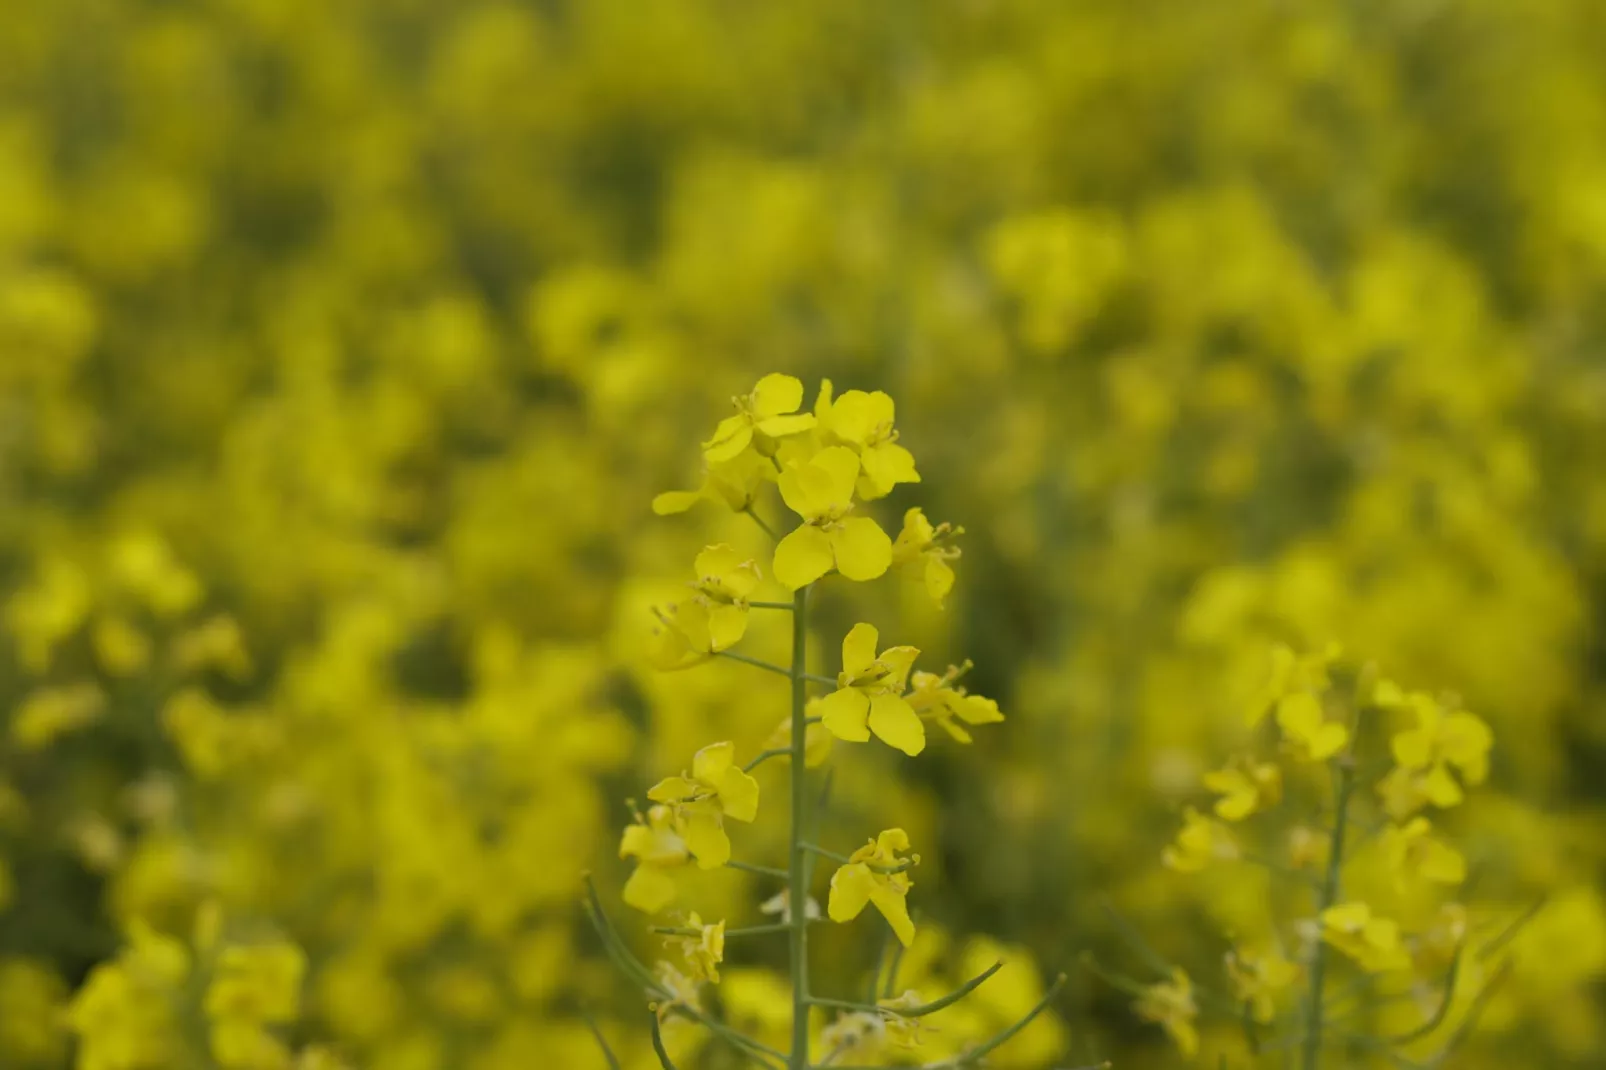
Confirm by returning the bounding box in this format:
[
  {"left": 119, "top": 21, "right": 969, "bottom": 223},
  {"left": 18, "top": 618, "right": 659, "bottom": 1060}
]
[
  {"left": 619, "top": 804, "right": 691, "bottom": 913},
  {"left": 772, "top": 446, "right": 892, "bottom": 589},
  {"left": 828, "top": 829, "right": 919, "bottom": 947},
  {"left": 647, "top": 742, "right": 761, "bottom": 869},
  {"left": 815, "top": 383, "right": 920, "bottom": 499},
  {"left": 817, "top": 623, "right": 925, "bottom": 755},
  {"left": 1320, "top": 902, "right": 1411, "bottom": 973},
  {"left": 703, "top": 373, "right": 817, "bottom": 463},
  {"left": 890, "top": 507, "right": 962, "bottom": 607},
  {"left": 903, "top": 661, "right": 1004, "bottom": 744},
  {"left": 1133, "top": 968, "right": 1199, "bottom": 1056}
]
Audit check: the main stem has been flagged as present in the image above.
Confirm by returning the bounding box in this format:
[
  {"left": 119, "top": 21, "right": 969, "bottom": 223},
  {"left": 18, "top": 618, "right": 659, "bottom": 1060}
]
[
  {"left": 788, "top": 584, "right": 811, "bottom": 1069},
  {"left": 1301, "top": 761, "right": 1355, "bottom": 1070}
]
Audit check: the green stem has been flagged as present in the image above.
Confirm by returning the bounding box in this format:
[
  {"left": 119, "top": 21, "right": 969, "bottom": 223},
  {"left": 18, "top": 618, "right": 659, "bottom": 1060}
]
[
  {"left": 744, "top": 748, "right": 791, "bottom": 772},
  {"left": 789, "top": 584, "right": 811, "bottom": 1070},
  {"left": 808, "top": 960, "right": 1004, "bottom": 1018},
  {"left": 726, "top": 859, "right": 789, "bottom": 879},
  {"left": 745, "top": 508, "right": 779, "bottom": 540},
  {"left": 1302, "top": 762, "right": 1356, "bottom": 1070},
  {"left": 719, "top": 650, "right": 793, "bottom": 678},
  {"left": 751, "top": 600, "right": 795, "bottom": 610}
]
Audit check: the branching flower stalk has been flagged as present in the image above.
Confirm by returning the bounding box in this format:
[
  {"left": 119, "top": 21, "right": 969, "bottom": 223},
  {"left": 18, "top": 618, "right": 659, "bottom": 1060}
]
[
  {"left": 594, "top": 374, "right": 1065, "bottom": 1070},
  {"left": 1113, "top": 645, "right": 1545, "bottom": 1069}
]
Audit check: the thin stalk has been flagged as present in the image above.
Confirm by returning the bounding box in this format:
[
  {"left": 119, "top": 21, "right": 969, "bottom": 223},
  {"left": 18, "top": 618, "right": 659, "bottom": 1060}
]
[
  {"left": 650, "top": 1015, "right": 680, "bottom": 1070},
  {"left": 751, "top": 600, "right": 795, "bottom": 610},
  {"left": 720, "top": 650, "right": 793, "bottom": 678},
  {"left": 582, "top": 1006, "right": 623, "bottom": 1070},
  {"left": 1302, "top": 762, "right": 1356, "bottom": 1070},
  {"left": 809, "top": 960, "right": 1004, "bottom": 1018},
  {"left": 789, "top": 583, "right": 811, "bottom": 1070},
  {"left": 745, "top": 509, "right": 779, "bottom": 540},
  {"left": 744, "top": 748, "right": 791, "bottom": 773},
  {"left": 727, "top": 860, "right": 789, "bottom": 880}
]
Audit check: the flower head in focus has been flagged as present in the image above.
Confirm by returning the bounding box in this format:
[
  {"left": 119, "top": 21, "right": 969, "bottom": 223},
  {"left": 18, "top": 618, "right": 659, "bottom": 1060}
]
[
  {"left": 828, "top": 829, "right": 919, "bottom": 947},
  {"left": 773, "top": 447, "right": 892, "bottom": 589},
  {"left": 817, "top": 623, "right": 924, "bottom": 755},
  {"left": 647, "top": 742, "right": 760, "bottom": 869}
]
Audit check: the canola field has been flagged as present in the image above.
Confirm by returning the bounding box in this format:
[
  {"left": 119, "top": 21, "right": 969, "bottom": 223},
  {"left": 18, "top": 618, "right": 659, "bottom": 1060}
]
[{"left": 2, "top": 1, "right": 1605, "bottom": 1068}]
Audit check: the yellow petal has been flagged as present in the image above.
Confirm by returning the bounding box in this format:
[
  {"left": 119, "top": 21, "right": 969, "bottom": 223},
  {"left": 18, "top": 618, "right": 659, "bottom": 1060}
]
[
  {"left": 706, "top": 603, "right": 748, "bottom": 651},
  {"left": 683, "top": 810, "right": 731, "bottom": 869},
  {"left": 827, "top": 863, "right": 873, "bottom": 922},
  {"left": 873, "top": 828, "right": 911, "bottom": 856},
  {"left": 924, "top": 556, "right": 955, "bottom": 606},
  {"left": 875, "top": 644, "right": 920, "bottom": 690},
  {"left": 955, "top": 694, "right": 1003, "bottom": 725},
  {"left": 816, "top": 687, "right": 871, "bottom": 743},
  {"left": 647, "top": 776, "right": 700, "bottom": 803},
  {"left": 867, "top": 880, "right": 915, "bottom": 947},
  {"left": 704, "top": 415, "right": 754, "bottom": 463},
  {"left": 751, "top": 373, "right": 804, "bottom": 417},
  {"left": 695, "top": 544, "right": 744, "bottom": 579},
  {"left": 860, "top": 442, "right": 919, "bottom": 498},
  {"left": 715, "top": 766, "right": 760, "bottom": 823},
  {"left": 1391, "top": 728, "right": 1433, "bottom": 770},
  {"left": 831, "top": 517, "right": 891, "bottom": 582},
  {"left": 1308, "top": 723, "right": 1348, "bottom": 761},
  {"left": 1275, "top": 692, "right": 1323, "bottom": 736},
  {"left": 811, "top": 446, "right": 861, "bottom": 505},
  {"left": 841, "top": 622, "right": 879, "bottom": 678},
  {"left": 773, "top": 526, "right": 835, "bottom": 590},
  {"left": 755, "top": 412, "right": 816, "bottom": 438},
  {"left": 826, "top": 391, "right": 879, "bottom": 444},
  {"left": 693, "top": 742, "right": 735, "bottom": 784},
  {"left": 623, "top": 865, "right": 678, "bottom": 914},
  {"left": 652, "top": 489, "right": 705, "bottom": 515},
  {"left": 868, "top": 694, "right": 925, "bottom": 756}
]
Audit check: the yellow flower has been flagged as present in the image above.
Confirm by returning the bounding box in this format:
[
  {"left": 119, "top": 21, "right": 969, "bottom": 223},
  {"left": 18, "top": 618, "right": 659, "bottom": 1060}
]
[
  {"left": 890, "top": 508, "right": 962, "bottom": 607},
  {"left": 1320, "top": 902, "right": 1411, "bottom": 973},
  {"left": 1201, "top": 755, "right": 1282, "bottom": 821},
  {"left": 816, "top": 623, "right": 925, "bottom": 756},
  {"left": 1225, "top": 946, "right": 1299, "bottom": 1023},
  {"left": 1246, "top": 642, "right": 1339, "bottom": 727},
  {"left": 1276, "top": 691, "right": 1348, "bottom": 762},
  {"left": 653, "top": 450, "right": 774, "bottom": 516},
  {"left": 1380, "top": 817, "right": 1466, "bottom": 887},
  {"left": 772, "top": 446, "right": 892, "bottom": 589},
  {"left": 664, "top": 913, "right": 725, "bottom": 984},
  {"left": 817, "top": 1011, "right": 887, "bottom": 1064},
  {"left": 647, "top": 742, "right": 761, "bottom": 869},
  {"left": 702, "top": 373, "right": 817, "bottom": 463},
  {"left": 619, "top": 804, "right": 691, "bottom": 914},
  {"left": 648, "top": 545, "right": 764, "bottom": 669},
  {"left": 1162, "top": 806, "right": 1239, "bottom": 872},
  {"left": 691, "top": 544, "right": 762, "bottom": 648},
  {"left": 827, "top": 829, "right": 918, "bottom": 947},
  {"left": 1388, "top": 693, "right": 1492, "bottom": 810},
  {"left": 650, "top": 960, "right": 704, "bottom": 1026},
  {"left": 1133, "top": 967, "right": 1199, "bottom": 1057},
  {"left": 816, "top": 382, "right": 920, "bottom": 499},
  {"left": 903, "top": 661, "right": 1004, "bottom": 744},
  {"left": 204, "top": 941, "right": 305, "bottom": 1026}
]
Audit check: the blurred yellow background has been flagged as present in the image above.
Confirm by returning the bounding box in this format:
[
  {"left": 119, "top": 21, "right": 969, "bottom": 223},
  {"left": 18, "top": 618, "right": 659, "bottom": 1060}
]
[{"left": 2, "top": 0, "right": 1605, "bottom": 1067}]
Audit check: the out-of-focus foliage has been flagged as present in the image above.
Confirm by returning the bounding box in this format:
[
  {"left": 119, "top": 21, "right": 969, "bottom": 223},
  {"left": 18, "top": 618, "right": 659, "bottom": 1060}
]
[{"left": 1, "top": 0, "right": 1604, "bottom": 1066}]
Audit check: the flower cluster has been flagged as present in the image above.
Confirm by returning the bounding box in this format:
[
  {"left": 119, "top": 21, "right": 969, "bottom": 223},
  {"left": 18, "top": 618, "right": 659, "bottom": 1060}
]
[
  {"left": 593, "top": 375, "right": 1064, "bottom": 1070},
  {"left": 1120, "top": 646, "right": 1532, "bottom": 1067}
]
